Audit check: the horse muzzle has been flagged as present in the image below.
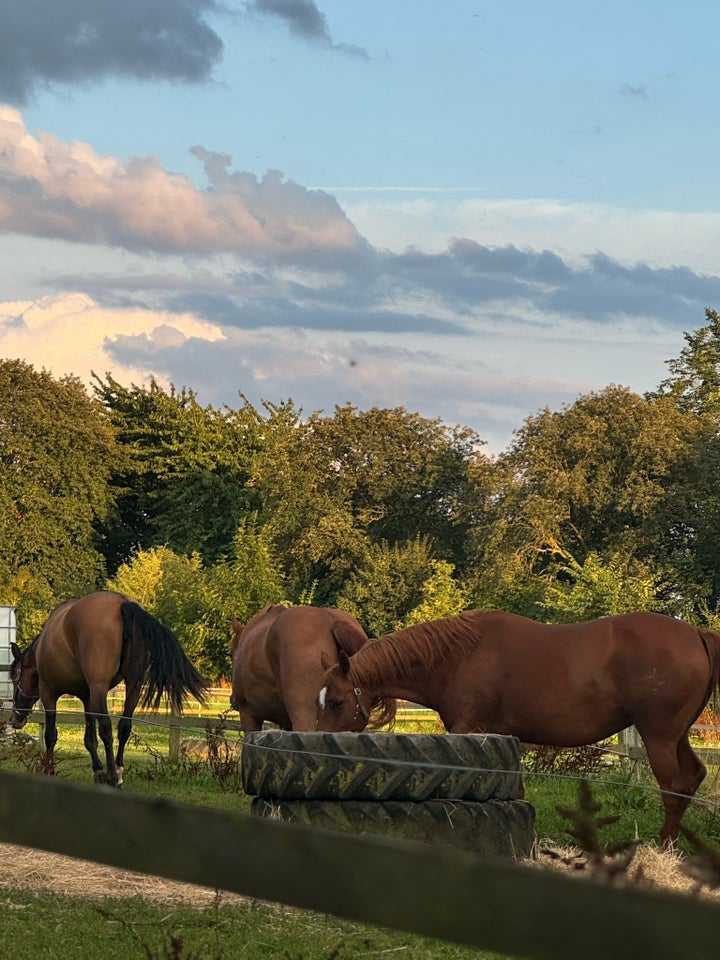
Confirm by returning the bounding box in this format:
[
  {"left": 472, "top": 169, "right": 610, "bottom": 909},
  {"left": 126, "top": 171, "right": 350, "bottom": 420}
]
[
  {"left": 9, "top": 695, "right": 38, "bottom": 729},
  {"left": 9, "top": 708, "right": 30, "bottom": 730}
]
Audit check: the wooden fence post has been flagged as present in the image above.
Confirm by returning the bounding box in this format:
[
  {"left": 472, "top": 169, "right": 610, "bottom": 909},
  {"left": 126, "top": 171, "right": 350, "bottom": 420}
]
[
  {"left": 36, "top": 701, "right": 45, "bottom": 748},
  {"left": 168, "top": 705, "right": 181, "bottom": 762},
  {"left": 618, "top": 725, "right": 644, "bottom": 783}
]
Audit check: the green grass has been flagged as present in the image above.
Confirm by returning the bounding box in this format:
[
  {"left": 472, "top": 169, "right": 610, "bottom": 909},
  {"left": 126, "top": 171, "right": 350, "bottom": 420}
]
[
  {"left": 3, "top": 721, "right": 720, "bottom": 960},
  {"left": 0, "top": 886, "right": 509, "bottom": 960}
]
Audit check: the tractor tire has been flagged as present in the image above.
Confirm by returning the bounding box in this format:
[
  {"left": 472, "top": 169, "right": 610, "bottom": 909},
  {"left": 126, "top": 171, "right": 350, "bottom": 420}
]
[
  {"left": 241, "top": 730, "right": 523, "bottom": 802},
  {"left": 251, "top": 796, "right": 536, "bottom": 860}
]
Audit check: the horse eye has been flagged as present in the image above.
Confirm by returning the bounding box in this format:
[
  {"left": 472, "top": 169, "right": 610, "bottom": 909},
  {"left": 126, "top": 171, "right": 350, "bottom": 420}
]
[{"left": 329, "top": 699, "right": 345, "bottom": 710}]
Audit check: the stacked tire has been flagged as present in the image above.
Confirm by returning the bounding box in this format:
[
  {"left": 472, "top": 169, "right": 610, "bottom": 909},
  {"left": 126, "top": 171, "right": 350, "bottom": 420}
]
[{"left": 241, "top": 730, "right": 536, "bottom": 860}]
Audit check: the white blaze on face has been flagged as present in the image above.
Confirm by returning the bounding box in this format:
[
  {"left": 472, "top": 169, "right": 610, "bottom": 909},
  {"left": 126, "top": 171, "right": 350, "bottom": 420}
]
[{"left": 318, "top": 686, "right": 327, "bottom": 710}]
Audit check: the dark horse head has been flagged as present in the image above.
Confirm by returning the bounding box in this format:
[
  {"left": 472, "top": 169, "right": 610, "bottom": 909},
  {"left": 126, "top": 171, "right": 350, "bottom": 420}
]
[{"left": 9, "top": 641, "right": 40, "bottom": 729}]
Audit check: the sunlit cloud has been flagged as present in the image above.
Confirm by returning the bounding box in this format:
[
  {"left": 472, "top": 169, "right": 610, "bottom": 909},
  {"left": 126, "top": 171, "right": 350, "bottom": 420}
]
[{"left": 0, "top": 106, "right": 360, "bottom": 256}]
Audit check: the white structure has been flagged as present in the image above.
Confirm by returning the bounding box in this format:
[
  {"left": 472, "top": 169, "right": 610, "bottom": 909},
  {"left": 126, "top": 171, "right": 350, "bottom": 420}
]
[{"left": 0, "top": 605, "right": 16, "bottom": 704}]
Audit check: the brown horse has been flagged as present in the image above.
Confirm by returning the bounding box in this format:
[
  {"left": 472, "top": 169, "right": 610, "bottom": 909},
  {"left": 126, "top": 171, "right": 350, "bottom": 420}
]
[
  {"left": 230, "top": 603, "right": 395, "bottom": 732},
  {"left": 9, "top": 590, "right": 209, "bottom": 787},
  {"left": 317, "top": 608, "right": 720, "bottom": 844}
]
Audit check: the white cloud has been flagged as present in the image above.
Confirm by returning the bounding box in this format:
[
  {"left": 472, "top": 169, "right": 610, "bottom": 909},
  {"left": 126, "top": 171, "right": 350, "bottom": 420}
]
[
  {"left": 0, "top": 291, "right": 223, "bottom": 390},
  {"left": 0, "top": 106, "right": 359, "bottom": 256}
]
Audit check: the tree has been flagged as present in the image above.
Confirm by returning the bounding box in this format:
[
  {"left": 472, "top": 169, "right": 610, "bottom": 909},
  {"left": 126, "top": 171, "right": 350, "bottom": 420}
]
[
  {"left": 464, "top": 385, "right": 696, "bottom": 616},
  {"left": 92, "top": 375, "right": 265, "bottom": 571},
  {"left": 336, "top": 536, "right": 439, "bottom": 635},
  {"left": 204, "top": 519, "right": 287, "bottom": 622},
  {"left": 253, "top": 402, "right": 481, "bottom": 603},
  {"left": 655, "top": 307, "right": 720, "bottom": 416},
  {"left": 0, "top": 360, "right": 118, "bottom": 612},
  {"left": 650, "top": 307, "right": 720, "bottom": 609},
  {"left": 106, "top": 522, "right": 287, "bottom": 681},
  {"left": 401, "top": 560, "right": 469, "bottom": 626},
  {"left": 539, "top": 550, "right": 662, "bottom": 623}
]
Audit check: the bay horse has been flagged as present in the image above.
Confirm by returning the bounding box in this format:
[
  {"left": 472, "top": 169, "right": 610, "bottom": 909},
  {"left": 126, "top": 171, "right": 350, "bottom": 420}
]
[
  {"left": 230, "top": 603, "right": 395, "bottom": 732},
  {"left": 316, "top": 608, "right": 720, "bottom": 844},
  {"left": 9, "top": 590, "right": 209, "bottom": 787}
]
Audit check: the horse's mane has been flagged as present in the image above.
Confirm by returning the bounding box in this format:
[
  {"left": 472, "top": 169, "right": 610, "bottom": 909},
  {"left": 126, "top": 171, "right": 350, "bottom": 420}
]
[{"left": 349, "top": 610, "right": 484, "bottom": 687}]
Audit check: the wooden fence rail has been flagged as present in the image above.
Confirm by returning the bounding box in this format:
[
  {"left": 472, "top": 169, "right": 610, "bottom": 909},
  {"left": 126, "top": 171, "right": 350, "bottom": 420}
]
[
  {"left": 5, "top": 702, "right": 720, "bottom": 769},
  {"left": 1, "top": 769, "right": 720, "bottom": 960}
]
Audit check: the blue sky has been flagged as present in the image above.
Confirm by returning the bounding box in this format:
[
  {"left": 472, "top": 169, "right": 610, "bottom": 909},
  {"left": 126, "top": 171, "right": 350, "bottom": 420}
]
[{"left": 1, "top": 1, "right": 719, "bottom": 454}]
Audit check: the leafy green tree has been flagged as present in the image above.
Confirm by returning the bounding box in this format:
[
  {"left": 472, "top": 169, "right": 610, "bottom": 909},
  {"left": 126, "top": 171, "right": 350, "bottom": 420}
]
[
  {"left": 655, "top": 307, "right": 720, "bottom": 416},
  {"left": 0, "top": 360, "right": 118, "bottom": 609},
  {"left": 464, "top": 385, "right": 695, "bottom": 616},
  {"left": 336, "top": 536, "right": 439, "bottom": 635},
  {"left": 203, "top": 519, "right": 287, "bottom": 623},
  {"left": 92, "top": 375, "right": 264, "bottom": 572},
  {"left": 253, "top": 402, "right": 480, "bottom": 603},
  {"left": 650, "top": 307, "right": 720, "bottom": 610},
  {"left": 106, "top": 523, "right": 287, "bottom": 680},
  {"left": 400, "top": 560, "right": 469, "bottom": 626},
  {"left": 108, "top": 544, "right": 216, "bottom": 679},
  {"left": 539, "top": 550, "right": 662, "bottom": 623}
]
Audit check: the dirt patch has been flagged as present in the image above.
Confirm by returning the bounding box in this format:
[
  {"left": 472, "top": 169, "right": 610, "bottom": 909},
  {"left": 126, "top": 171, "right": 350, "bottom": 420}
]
[{"left": 0, "top": 842, "right": 250, "bottom": 906}]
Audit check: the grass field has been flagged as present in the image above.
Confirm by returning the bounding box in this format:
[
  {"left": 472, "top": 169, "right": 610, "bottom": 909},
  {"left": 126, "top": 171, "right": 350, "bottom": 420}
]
[{"left": 2, "top": 713, "right": 720, "bottom": 959}]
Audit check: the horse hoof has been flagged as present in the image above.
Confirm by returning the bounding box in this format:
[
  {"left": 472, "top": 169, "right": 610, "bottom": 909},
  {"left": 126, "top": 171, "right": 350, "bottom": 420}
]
[{"left": 94, "top": 770, "right": 108, "bottom": 785}]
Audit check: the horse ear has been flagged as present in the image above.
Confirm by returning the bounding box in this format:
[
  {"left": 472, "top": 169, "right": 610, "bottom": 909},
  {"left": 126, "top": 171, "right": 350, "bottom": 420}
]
[
  {"left": 332, "top": 620, "right": 367, "bottom": 655},
  {"left": 10, "top": 641, "right": 21, "bottom": 661},
  {"left": 230, "top": 616, "right": 244, "bottom": 633},
  {"left": 338, "top": 649, "right": 351, "bottom": 676}
]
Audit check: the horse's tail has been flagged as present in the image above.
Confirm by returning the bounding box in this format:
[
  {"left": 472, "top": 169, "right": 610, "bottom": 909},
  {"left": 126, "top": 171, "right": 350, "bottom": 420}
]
[
  {"left": 120, "top": 601, "right": 210, "bottom": 712},
  {"left": 698, "top": 627, "right": 720, "bottom": 714}
]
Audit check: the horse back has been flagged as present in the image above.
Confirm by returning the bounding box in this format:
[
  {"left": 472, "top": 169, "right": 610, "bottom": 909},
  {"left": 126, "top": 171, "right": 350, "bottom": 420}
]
[
  {"left": 230, "top": 604, "right": 288, "bottom": 721},
  {"left": 231, "top": 604, "right": 369, "bottom": 730},
  {"left": 269, "top": 606, "right": 367, "bottom": 671},
  {"left": 36, "top": 591, "right": 129, "bottom": 697}
]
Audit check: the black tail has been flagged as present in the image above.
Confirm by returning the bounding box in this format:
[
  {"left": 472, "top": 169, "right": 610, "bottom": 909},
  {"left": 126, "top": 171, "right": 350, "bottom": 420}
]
[{"left": 120, "top": 601, "right": 210, "bottom": 712}]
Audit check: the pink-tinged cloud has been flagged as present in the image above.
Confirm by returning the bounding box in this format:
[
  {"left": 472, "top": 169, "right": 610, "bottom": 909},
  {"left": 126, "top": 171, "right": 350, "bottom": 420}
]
[
  {"left": 0, "top": 291, "right": 224, "bottom": 391},
  {"left": 0, "top": 105, "right": 361, "bottom": 257}
]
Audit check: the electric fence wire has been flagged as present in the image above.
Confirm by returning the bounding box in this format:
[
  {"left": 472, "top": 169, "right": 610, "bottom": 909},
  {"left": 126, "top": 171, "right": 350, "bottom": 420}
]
[{"left": 4, "top": 707, "right": 720, "bottom": 815}]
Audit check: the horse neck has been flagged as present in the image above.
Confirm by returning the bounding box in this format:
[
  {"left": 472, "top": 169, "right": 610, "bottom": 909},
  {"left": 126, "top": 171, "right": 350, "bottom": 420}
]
[{"left": 350, "top": 650, "right": 435, "bottom": 707}]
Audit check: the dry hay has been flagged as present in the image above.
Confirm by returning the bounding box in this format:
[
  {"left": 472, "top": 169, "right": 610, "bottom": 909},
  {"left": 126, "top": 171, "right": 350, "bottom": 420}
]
[
  {"left": 0, "top": 842, "right": 250, "bottom": 906},
  {"left": 532, "top": 840, "right": 720, "bottom": 902}
]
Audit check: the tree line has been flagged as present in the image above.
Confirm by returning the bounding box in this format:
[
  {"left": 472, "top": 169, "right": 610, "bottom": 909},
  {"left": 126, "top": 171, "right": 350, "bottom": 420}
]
[{"left": 4, "top": 308, "right": 720, "bottom": 680}]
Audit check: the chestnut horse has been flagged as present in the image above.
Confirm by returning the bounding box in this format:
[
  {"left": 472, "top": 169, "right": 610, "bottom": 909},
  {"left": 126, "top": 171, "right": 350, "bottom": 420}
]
[
  {"left": 230, "top": 603, "right": 395, "bottom": 732},
  {"left": 317, "top": 608, "right": 720, "bottom": 844},
  {"left": 9, "top": 590, "right": 209, "bottom": 786}
]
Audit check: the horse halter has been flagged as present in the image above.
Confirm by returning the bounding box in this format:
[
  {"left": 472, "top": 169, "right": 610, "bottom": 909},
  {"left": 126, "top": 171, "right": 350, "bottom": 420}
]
[
  {"left": 13, "top": 681, "right": 38, "bottom": 705},
  {"left": 10, "top": 663, "right": 39, "bottom": 713},
  {"left": 352, "top": 686, "right": 369, "bottom": 723}
]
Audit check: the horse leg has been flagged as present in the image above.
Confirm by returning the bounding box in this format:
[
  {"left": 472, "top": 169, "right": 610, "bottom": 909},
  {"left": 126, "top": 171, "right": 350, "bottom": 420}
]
[
  {"left": 87, "top": 687, "right": 120, "bottom": 787},
  {"left": 83, "top": 713, "right": 106, "bottom": 783},
  {"left": 674, "top": 734, "right": 707, "bottom": 827},
  {"left": 43, "top": 705, "right": 58, "bottom": 776},
  {"left": 643, "top": 733, "right": 706, "bottom": 846},
  {"left": 115, "top": 682, "right": 142, "bottom": 787}
]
